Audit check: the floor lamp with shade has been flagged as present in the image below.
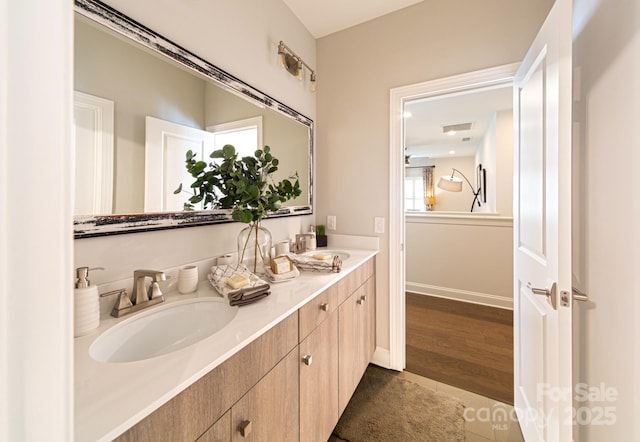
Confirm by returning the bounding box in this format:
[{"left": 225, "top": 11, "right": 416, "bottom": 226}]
[{"left": 437, "top": 168, "right": 482, "bottom": 212}]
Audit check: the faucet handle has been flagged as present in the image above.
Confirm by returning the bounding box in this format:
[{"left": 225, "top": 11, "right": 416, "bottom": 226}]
[
  {"left": 111, "top": 290, "right": 133, "bottom": 317},
  {"left": 148, "top": 281, "right": 163, "bottom": 299}
]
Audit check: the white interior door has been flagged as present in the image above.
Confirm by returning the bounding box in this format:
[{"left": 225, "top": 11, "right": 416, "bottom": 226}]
[
  {"left": 145, "top": 116, "right": 215, "bottom": 212},
  {"left": 513, "top": 0, "right": 573, "bottom": 440}
]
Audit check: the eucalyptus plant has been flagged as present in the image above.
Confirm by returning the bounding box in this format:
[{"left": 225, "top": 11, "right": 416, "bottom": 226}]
[
  {"left": 174, "top": 144, "right": 301, "bottom": 272},
  {"left": 174, "top": 144, "right": 301, "bottom": 222}
]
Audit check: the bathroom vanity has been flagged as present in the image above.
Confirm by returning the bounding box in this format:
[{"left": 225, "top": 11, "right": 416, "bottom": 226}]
[{"left": 74, "top": 250, "right": 377, "bottom": 441}]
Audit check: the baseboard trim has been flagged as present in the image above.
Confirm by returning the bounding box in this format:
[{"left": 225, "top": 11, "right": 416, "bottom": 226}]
[
  {"left": 371, "top": 346, "right": 394, "bottom": 370},
  {"left": 406, "top": 282, "right": 513, "bottom": 310}
]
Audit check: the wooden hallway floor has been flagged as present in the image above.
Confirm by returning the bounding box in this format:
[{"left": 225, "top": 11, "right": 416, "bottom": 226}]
[{"left": 405, "top": 293, "right": 514, "bottom": 405}]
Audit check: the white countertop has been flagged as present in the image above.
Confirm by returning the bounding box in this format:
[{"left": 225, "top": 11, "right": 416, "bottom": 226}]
[{"left": 74, "top": 248, "right": 377, "bottom": 441}]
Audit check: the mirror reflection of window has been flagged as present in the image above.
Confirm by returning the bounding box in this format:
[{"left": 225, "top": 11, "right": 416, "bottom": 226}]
[{"left": 207, "top": 116, "right": 263, "bottom": 158}]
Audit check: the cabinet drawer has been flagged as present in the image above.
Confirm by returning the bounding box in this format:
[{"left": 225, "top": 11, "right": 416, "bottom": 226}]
[
  {"left": 298, "top": 284, "right": 338, "bottom": 341},
  {"left": 337, "top": 257, "right": 375, "bottom": 305}
]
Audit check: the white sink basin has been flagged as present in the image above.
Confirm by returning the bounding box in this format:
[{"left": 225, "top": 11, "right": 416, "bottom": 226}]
[
  {"left": 90, "top": 298, "right": 238, "bottom": 363},
  {"left": 301, "top": 250, "right": 351, "bottom": 261}
]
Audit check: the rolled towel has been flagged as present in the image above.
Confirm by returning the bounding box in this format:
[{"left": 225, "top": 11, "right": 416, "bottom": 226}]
[{"left": 228, "top": 284, "right": 271, "bottom": 306}]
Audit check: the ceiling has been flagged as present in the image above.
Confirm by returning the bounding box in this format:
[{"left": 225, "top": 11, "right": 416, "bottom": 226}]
[
  {"left": 404, "top": 86, "right": 513, "bottom": 161},
  {"left": 283, "top": 0, "right": 424, "bottom": 38}
]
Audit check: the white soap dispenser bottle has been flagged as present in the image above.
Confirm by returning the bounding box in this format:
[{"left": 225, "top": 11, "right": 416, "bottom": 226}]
[
  {"left": 307, "top": 225, "right": 317, "bottom": 251},
  {"left": 74, "top": 266, "right": 101, "bottom": 337}
]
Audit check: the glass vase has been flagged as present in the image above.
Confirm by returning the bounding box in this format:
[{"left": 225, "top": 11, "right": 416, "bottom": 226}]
[{"left": 237, "top": 222, "right": 272, "bottom": 274}]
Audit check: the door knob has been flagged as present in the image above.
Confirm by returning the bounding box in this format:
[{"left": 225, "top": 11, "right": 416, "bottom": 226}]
[
  {"left": 320, "top": 302, "right": 329, "bottom": 311},
  {"left": 560, "top": 287, "right": 589, "bottom": 306},
  {"left": 571, "top": 287, "right": 588, "bottom": 302},
  {"left": 302, "top": 354, "right": 313, "bottom": 366},
  {"left": 529, "top": 282, "right": 557, "bottom": 309}
]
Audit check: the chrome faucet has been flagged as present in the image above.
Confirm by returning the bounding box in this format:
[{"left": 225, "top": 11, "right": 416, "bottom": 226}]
[
  {"left": 111, "top": 269, "right": 166, "bottom": 318},
  {"left": 131, "top": 269, "right": 166, "bottom": 304},
  {"left": 295, "top": 233, "right": 315, "bottom": 254}
]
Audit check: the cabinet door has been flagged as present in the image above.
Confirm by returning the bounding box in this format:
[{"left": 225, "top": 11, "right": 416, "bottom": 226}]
[
  {"left": 361, "top": 276, "right": 376, "bottom": 366},
  {"left": 338, "top": 276, "right": 376, "bottom": 415},
  {"left": 231, "top": 350, "right": 299, "bottom": 442},
  {"left": 198, "top": 411, "right": 231, "bottom": 442},
  {"left": 338, "top": 288, "right": 362, "bottom": 414},
  {"left": 299, "top": 310, "right": 338, "bottom": 442}
]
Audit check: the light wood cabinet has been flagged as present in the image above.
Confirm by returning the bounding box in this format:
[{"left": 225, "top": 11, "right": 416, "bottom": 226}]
[
  {"left": 299, "top": 309, "right": 338, "bottom": 442},
  {"left": 115, "top": 313, "right": 298, "bottom": 442},
  {"left": 298, "top": 282, "right": 338, "bottom": 341},
  {"left": 231, "top": 349, "right": 299, "bottom": 442},
  {"left": 115, "top": 257, "right": 375, "bottom": 442},
  {"left": 198, "top": 411, "right": 231, "bottom": 442},
  {"left": 338, "top": 272, "right": 376, "bottom": 414},
  {"left": 300, "top": 256, "right": 376, "bottom": 434}
]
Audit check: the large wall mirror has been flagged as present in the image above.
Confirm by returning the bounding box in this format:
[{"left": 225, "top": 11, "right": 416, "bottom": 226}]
[{"left": 73, "top": 0, "right": 313, "bottom": 238}]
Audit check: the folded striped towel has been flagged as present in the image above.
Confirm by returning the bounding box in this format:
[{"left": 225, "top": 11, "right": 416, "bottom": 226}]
[
  {"left": 286, "top": 253, "right": 342, "bottom": 273},
  {"left": 228, "top": 284, "right": 271, "bottom": 306}
]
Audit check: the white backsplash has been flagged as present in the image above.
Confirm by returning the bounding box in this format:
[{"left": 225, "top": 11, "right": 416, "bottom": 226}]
[{"left": 94, "top": 233, "right": 379, "bottom": 320}]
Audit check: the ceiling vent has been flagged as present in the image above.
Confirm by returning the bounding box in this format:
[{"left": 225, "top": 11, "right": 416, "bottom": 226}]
[
  {"left": 442, "top": 122, "right": 473, "bottom": 133},
  {"left": 462, "top": 137, "right": 471, "bottom": 142}
]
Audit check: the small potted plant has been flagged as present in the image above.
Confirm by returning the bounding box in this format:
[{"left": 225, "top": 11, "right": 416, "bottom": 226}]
[
  {"left": 175, "top": 144, "right": 301, "bottom": 273},
  {"left": 316, "top": 224, "right": 327, "bottom": 247}
]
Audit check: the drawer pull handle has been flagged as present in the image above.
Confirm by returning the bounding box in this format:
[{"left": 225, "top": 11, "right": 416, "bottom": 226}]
[
  {"left": 238, "top": 420, "right": 252, "bottom": 437},
  {"left": 357, "top": 295, "right": 367, "bottom": 305},
  {"left": 320, "top": 302, "right": 329, "bottom": 311},
  {"left": 302, "top": 354, "right": 313, "bottom": 366}
]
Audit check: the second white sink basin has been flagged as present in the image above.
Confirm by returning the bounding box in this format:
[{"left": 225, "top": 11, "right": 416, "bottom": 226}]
[
  {"left": 90, "top": 298, "right": 238, "bottom": 363},
  {"left": 301, "top": 250, "right": 351, "bottom": 261}
]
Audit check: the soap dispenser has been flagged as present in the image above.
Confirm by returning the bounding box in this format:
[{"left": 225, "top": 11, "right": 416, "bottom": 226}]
[
  {"left": 307, "top": 225, "right": 317, "bottom": 251},
  {"left": 74, "top": 266, "right": 102, "bottom": 337}
]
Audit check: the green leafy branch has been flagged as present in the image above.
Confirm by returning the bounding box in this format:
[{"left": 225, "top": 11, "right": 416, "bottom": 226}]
[{"left": 174, "top": 144, "right": 301, "bottom": 224}]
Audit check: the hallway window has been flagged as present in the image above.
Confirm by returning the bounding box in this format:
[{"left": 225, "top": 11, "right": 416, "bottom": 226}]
[{"left": 405, "top": 171, "right": 425, "bottom": 211}]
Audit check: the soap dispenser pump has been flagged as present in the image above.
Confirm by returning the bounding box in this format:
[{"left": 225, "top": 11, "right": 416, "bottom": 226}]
[{"left": 74, "top": 266, "right": 103, "bottom": 337}]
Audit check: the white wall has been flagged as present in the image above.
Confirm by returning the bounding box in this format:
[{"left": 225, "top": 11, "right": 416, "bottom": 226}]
[
  {"left": 1, "top": 0, "right": 74, "bottom": 439},
  {"left": 572, "top": 0, "right": 640, "bottom": 439},
  {"left": 405, "top": 215, "right": 513, "bottom": 309},
  {"left": 75, "top": 0, "right": 317, "bottom": 286},
  {"left": 476, "top": 113, "right": 497, "bottom": 213},
  {"left": 475, "top": 109, "right": 513, "bottom": 215},
  {"left": 430, "top": 156, "right": 476, "bottom": 212},
  {"left": 495, "top": 109, "right": 514, "bottom": 216},
  {"left": 317, "top": 0, "right": 553, "bottom": 353}
]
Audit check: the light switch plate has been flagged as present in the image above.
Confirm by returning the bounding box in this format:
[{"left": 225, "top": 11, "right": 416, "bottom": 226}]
[
  {"left": 327, "top": 215, "right": 336, "bottom": 231},
  {"left": 374, "top": 217, "right": 385, "bottom": 234}
]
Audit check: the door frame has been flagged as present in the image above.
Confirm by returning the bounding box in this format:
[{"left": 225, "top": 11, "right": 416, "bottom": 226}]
[{"left": 387, "top": 63, "right": 519, "bottom": 370}]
